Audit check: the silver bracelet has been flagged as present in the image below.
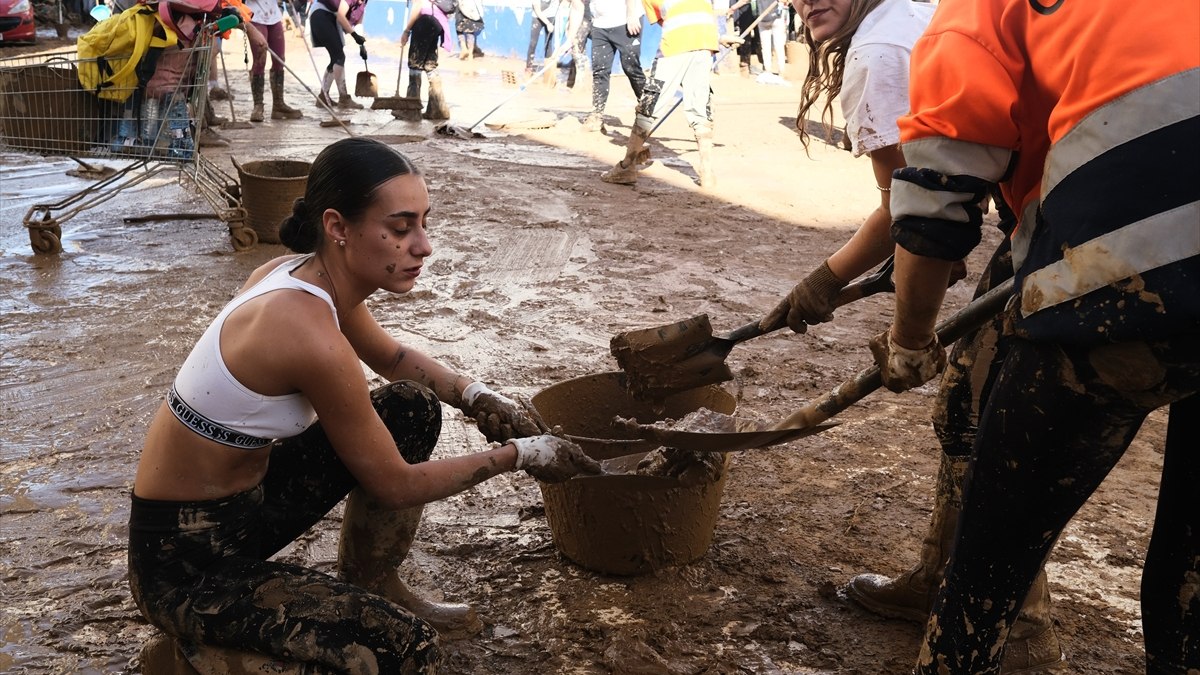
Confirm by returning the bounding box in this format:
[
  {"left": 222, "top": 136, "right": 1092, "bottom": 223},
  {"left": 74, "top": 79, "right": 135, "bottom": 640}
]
[{"left": 876, "top": 185, "right": 891, "bottom": 193}]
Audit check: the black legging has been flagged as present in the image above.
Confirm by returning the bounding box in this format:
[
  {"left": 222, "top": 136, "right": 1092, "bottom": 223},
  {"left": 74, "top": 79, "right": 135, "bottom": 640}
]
[
  {"left": 128, "top": 381, "right": 442, "bottom": 674},
  {"left": 310, "top": 9, "right": 346, "bottom": 67}
]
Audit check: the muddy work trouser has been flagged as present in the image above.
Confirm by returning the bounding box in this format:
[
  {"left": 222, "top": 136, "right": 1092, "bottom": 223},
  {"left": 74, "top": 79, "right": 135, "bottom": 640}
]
[
  {"left": 918, "top": 335, "right": 1200, "bottom": 674},
  {"left": 633, "top": 50, "right": 714, "bottom": 134},
  {"left": 589, "top": 24, "right": 646, "bottom": 114},
  {"left": 128, "top": 381, "right": 442, "bottom": 674}
]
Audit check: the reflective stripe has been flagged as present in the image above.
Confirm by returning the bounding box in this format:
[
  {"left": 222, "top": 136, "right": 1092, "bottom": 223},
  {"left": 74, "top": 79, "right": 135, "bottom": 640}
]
[
  {"left": 1013, "top": 68, "right": 1200, "bottom": 272},
  {"left": 1020, "top": 201, "right": 1200, "bottom": 317},
  {"left": 891, "top": 137, "right": 1011, "bottom": 224},
  {"left": 663, "top": 12, "right": 717, "bottom": 32}
]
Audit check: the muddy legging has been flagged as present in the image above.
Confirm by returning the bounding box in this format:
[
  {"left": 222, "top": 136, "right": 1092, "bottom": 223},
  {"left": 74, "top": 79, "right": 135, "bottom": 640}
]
[
  {"left": 589, "top": 24, "right": 646, "bottom": 114},
  {"left": 128, "top": 381, "right": 442, "bottom": 674}
]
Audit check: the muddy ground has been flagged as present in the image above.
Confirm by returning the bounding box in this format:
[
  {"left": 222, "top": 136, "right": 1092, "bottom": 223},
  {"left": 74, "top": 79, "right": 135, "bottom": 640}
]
[{"left": 0, "top": 27, "right": 1162, "bottom": 674}]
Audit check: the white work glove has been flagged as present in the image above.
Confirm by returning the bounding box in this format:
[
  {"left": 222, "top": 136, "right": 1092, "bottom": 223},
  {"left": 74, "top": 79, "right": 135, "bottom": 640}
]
[
  {"left": 510, "top": 435, "right": 603, "bottom": 482},
  {"left": 462, "top": 381, "right": 541, "bottom": 444},
  {"left": 868, "top": 329, "right": 947, "bottom": 393}
]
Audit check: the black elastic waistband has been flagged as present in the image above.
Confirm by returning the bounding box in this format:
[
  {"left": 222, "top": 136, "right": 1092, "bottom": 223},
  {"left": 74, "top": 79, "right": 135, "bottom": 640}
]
[
  {"left": 129, "top": 485, "right": 263, "bottom": 532},
  {"left": 167, "top": 386, "right": 274, "bottom": 450}
]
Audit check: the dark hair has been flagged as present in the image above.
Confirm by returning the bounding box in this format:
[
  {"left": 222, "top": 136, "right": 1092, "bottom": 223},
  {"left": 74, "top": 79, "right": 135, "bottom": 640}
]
[{"left": 278, "top": 138, "right": 422, "bottom": 253}]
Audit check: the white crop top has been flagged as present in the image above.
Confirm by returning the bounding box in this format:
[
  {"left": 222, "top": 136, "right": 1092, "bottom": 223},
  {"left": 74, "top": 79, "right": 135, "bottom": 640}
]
[{"left": 170, "top": 255, "right": 338, "bottom": 449}]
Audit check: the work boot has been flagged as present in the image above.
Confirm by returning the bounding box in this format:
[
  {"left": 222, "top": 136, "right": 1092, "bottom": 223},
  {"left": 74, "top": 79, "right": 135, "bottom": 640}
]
[
  {"left": 198, "top": 127, "right": 230, "bottom": 148},
  {"left": 249, "top": 73, "right": 265, "bottom": 123},
  {"left": 694, "top": 126, "right": 715, "bottom": 189},
  {"left": 337, "top": 487, "right": 481, "bottom": 634},
  {"left": 209, "top": 85, "right": 232, "bottom": 101},
  {"left": 422, "top": 73, "right": 450, "bottom": 120},
  {"left": 600, "top": 126, "right": 649, "bottom": 185},
  {"left": 846, "top": 454, "right": 968, "bottom": 621},
  {"left": 1002, "top": 572, "right": 1067, "bottom": 673},
  {"left": 332, "top": 64, "right": 363, "bottom": 110},
  {"left": 202, "top": 103, "right": 227, "bottom": 128},
  {"left": 270, "top": 71, "right": 303, "bottom": 120}
]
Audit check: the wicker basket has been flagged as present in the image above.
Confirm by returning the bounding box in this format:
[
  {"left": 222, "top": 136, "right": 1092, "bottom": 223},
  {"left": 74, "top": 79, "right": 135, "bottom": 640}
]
[{"left": 233, "top": 158, "right": 310, "bottom": 245}]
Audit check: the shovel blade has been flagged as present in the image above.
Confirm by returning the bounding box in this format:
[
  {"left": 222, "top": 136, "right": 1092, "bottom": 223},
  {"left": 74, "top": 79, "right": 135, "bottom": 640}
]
[
  {"left": 611, "top": 314, "right": 735, "bottom": 398},
  {"left": 355, "top": 71, "right": 378, "bottom": 98}
]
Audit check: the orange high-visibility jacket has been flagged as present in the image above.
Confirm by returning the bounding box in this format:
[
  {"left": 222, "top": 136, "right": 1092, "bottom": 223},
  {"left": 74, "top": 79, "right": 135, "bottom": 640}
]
[{"left": 891, "top": 0, "right": 1199, "bottom": 343}]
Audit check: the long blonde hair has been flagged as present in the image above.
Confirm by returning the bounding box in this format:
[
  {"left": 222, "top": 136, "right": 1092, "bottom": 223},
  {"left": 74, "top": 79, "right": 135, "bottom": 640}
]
[{"left": 795, "top": 0, "right": 886, "bottom": 151}]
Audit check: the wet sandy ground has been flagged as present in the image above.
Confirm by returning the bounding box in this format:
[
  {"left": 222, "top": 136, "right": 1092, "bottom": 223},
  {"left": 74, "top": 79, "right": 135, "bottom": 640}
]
[{"left": 1, "top": 27, "right": 1165, "bottom": 674}]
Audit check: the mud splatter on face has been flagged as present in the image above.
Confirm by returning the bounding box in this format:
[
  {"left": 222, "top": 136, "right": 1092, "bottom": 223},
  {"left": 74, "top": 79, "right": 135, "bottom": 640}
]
[{"left": 386, "top": 263, "right": 396, "bottom": 274}]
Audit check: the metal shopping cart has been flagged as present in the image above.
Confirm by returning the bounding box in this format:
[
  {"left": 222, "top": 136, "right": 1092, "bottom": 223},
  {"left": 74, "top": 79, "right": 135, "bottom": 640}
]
[{"left": 0, "top": 14, "right": 255, "bottom": 254}]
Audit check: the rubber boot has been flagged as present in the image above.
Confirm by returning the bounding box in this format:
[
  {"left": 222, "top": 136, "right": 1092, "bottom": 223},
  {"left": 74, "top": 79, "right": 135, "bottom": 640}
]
[
  {"left": 337, "top": 487, "right": 482, "bottom": 635},
  {"left": 249, "top": 73, "right": 265, "bottom": 123},
  {"left": 333, "top": 64, "right": 363, "bottom": 110},
  {"left": 270, "top": 71, "right": 303, "bottom": 120},
  {"left": 317, "top": 68, "right": 335, "bottom": 108},
  {"left": 694, "top": 126, "right": 716, "bottom": 189},
  {"left": 422, "top": 72, "right": 450, "bottom": 120},
  {"left": 600, "top": 126, "right": 649, "bottom": 185},
  {"left": 846, "top": 454, "right": 968, "bottom": 621},
  {"left": 406, "top": 72, "right": 422, "bottom": 100}
]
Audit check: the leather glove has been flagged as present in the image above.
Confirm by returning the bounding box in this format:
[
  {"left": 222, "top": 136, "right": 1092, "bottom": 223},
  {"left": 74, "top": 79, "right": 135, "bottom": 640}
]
[
  {"left": 359, "top": 44, "right": 368, "bottom": 61},
  {"left": 462, "top": 382, "right": 541, "bottom": 444},
  {"left": 869, "top": 330, "right": 947, "bottom": 393},
  {"left": 510, "top": 435, "right": 602, "bottom": 482},
  {"left": 351, "top": 31, "right": 367, "bottom": 46},
  {"left": 760, "top": 260, "right": 848, "bottom": 334}
]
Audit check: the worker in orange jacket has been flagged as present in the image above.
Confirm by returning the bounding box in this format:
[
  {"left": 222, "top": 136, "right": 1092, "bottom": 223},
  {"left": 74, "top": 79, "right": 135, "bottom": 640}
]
[{"left": 869, "top": 0, "right": 1199, "bottom": 672}]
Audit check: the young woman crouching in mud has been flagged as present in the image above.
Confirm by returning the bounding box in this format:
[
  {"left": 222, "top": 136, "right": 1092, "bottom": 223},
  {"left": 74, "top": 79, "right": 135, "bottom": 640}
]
[{"left": 128, "top": 137, "right": 601, "bottom": 673}]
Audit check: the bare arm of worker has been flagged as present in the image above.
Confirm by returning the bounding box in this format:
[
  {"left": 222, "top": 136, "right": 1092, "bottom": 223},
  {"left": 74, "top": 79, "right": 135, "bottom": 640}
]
[
  {"left": 401, "top": 0, "right": 425, "bottom": 46},
  {"left": 341, "top": 301, "right": 473, "bottom": 407},
  {"left": 336, "top": 0, "right": 355, "bottom": 33},
  {"left": 825, "top": 143, "right": 905, "bottom": 282},
  {"left": 566, "top": 0, "right": 585, "bottom": 43},
  {"left": 890, "top": 247, "right": 953, "bottom": 349},
  {"left": 289, "top": 303, "right": 519, "bottom": 509},
  {"left": 727, "top": 0, "right": 748, "bottom": 16},
  {"left": 626, "top": 0, "right": 642, "bottom": 35}
]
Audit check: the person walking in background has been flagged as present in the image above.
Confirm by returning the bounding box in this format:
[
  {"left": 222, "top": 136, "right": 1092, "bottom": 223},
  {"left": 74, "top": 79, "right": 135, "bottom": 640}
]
[
  {"left": 244, "top": 0, "right": 303, "bottom": 122},
  {"left": 756, "top": 0, "right": 784, "bottom": 78},
  {"left": 401, "top": 0, "right": 455, "bottom": 120},
  {"left": 870, "top": 1, "right": 1198, "bottom": 672},
  {"left": 599, "top": 0, "right": 719, "bottom": 188},
  {"left": 310, "top": 0, "right": 369, "bottom": 110},
  {"left": 456, "top": 0, "right": 485, "bottom": 61},
  {"left": 526, "top": 0, "right": 560, "bottom": 74},
  {"left": 724, "top": 0, "right": 761, "bottom": 75},
  {"left": 565, "top": 0, "right": 593, "bottom": 88},
  {"left": 582, "top": 0, "right": 646, "bottom": 132}
]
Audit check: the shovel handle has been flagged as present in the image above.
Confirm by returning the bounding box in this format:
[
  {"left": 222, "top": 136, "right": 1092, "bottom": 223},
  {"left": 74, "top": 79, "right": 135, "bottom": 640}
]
[
  {"left": 727, "top": 255, "right": 897, "bottom": 344},
  {"left": 770, "top": 276, "right": 1014, "bottom": 431}
]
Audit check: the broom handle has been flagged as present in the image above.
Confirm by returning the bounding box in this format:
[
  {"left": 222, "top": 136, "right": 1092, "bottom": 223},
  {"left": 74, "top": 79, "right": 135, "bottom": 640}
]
[{"left": 464, "top": 38, "right": 573, "bottom": 131}]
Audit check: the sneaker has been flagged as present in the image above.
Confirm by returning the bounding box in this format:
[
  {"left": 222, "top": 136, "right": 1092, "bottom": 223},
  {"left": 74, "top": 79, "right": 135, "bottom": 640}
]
[
  {"left": 582, "top": 113, "right": 606, "bottom": 133},
  {"left": 209, "top": 86, "right": 232, "bottom": 101}
]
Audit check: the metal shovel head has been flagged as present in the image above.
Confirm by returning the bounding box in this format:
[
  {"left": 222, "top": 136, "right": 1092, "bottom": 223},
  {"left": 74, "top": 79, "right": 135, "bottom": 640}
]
[
  {"left": 615, "top": 413, "right": 840, "bottom": 453},
  {"left": 610, "top": 314, "right": 733, "bottom": 398},
  {"left": 355, "top": 70, "right": 378, "bottom": 98}
]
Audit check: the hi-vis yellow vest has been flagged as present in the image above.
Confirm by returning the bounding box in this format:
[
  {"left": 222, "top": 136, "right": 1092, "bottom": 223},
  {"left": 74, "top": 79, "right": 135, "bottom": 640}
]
[{"left": 77, "top": 5, "right": 178, "bottom": 102}]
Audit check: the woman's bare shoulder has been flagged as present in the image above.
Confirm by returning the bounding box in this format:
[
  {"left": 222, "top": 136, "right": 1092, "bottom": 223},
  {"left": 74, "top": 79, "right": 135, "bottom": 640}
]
[{"left": 238, "top": 254, "right": 307, "bottom": 292}]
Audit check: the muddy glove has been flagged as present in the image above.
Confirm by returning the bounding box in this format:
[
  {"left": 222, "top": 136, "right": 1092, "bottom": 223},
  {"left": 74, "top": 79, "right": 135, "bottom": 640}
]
[
  {"left": 760, "top": 260, "right": 848, "bottom": 334},
  {"left": 359, "top": 44, "right": 368, "bottom": 61},
  {"left": 510, "top": 435, "right": 602, "bottom": 482},
  {"left": 868, "top": 330, "right": 947, "bottom": 393},
  {"left": 350, "top": 31, "right": 366, "bottom": 46},
  {"left": 462, "top": 382, "right": 541, "bottom": 444}
]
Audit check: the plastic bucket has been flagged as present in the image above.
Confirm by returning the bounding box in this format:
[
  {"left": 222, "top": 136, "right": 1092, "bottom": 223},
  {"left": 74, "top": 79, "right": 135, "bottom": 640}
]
[
  {"left": 234, "top": 159, "right": 310, "bottom": 245},
  {"left": 532, "top": 372, "right": 736, "bottom": 576}
]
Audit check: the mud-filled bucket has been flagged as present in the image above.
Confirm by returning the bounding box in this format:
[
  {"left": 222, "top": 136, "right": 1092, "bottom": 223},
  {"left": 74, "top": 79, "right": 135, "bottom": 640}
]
[
  {"left": 532, "top": 371, "right": 736, "bottom": 576},
  {"left": 233, "top": 158, "right": 310, "bottom": 245}
]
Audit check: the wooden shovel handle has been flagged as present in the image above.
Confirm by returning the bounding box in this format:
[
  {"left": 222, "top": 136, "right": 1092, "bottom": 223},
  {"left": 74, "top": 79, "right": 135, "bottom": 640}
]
[
  {"left": 727, "top": 255, "right": 898, "bottom": 343},
  {"left": 769, "top": 276, "right": 1015, "bottom": 431}
]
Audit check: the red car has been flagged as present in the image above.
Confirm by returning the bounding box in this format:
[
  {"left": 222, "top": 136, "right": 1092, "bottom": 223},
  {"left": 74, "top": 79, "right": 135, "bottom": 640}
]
[{"left": 0, "top": 0, "right": 37, "bottom": 45}]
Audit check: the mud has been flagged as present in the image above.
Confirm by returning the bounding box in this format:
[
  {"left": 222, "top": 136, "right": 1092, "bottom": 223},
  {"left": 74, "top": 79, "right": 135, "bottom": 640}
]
[{"left": 0, "top": 28, "right": 1166, "bottom": 674}]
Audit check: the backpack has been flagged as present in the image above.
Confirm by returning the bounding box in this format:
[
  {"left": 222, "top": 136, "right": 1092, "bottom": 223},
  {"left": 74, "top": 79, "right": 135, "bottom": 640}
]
[
  {"left": 432, "top": 0, "right": 458, "bottom": 16},
  {"left": 76, "top": 5, "right": 178, "bottom": 102}
]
